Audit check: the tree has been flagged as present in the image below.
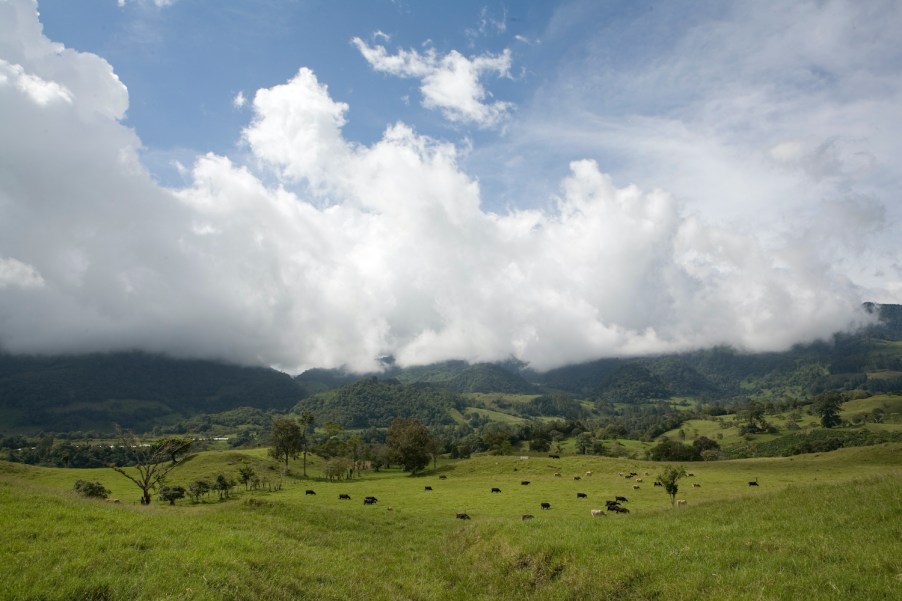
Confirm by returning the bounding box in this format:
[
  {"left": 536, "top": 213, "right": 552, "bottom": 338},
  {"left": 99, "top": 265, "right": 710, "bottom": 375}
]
[
  {"left": 813, "top": 392, "right": 843, "bottom": 428},
  {"left": 237, "top": 464, "right": 256, "bottom": 491},
  {"left": 298, "top": 410, "right": 315, "bottom": 478},
  {"left": 268, "top": 417, "right": 303, "bottom": 468},
  {"left": 74, "top": 479, "right": 110, "bottom": 499},
  {"left": 658, "top": 465, "right": 687, "bottom": 506},
  {"left": 155, "top": 436, "right": 193, "bottom": 464},
  {"left": 188, "top": 479, "right": 211, "bottom": 503},
  {"left": 386, "top": 418, "right": 433, "bottom": 474},
  {"left": 158, "top": 485, "right": 186, "bottom": 505},
  {"left": 323, "top": 457, "right": 353, "bottom": 481},
  {"left": 213, "top": 474, "right": 235, "bottom": 500},
  {"left": 109, "top": 427, "right": 185, "bottom": 505}
]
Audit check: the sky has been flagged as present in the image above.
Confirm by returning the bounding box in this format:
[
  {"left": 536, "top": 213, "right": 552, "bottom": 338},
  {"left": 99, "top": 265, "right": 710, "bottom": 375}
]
[{"left": 0, "top": 0, "right": 900, "bottom": 374}]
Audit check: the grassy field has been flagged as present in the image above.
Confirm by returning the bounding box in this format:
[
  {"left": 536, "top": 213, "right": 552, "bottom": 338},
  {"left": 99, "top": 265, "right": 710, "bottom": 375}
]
[{"left": 1, "top": 443, "right": 900, "bottom": 600}]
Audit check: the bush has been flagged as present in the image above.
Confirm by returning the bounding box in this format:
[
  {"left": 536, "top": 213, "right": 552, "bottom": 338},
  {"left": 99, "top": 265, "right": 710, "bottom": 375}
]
[{"left": 74, "top": 479, "right": 110, "bottom": 499}]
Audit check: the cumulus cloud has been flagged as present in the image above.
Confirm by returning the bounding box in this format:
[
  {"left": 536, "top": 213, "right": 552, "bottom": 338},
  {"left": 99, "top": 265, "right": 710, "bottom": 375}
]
[
  {"left": 352, "top": 36, "right": 513, "bottom": 128},
  {"left": 0, "top": 0, "right": 877, "bottom": 374}
]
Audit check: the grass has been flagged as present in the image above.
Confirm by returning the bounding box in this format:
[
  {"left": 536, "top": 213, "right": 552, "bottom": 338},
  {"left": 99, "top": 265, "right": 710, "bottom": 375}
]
[{"left": 1, "top": 445, "right": 900, "bottom": 600}]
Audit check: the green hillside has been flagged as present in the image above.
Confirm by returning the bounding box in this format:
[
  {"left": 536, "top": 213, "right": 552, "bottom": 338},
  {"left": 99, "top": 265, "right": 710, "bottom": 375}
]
[{"left": 1, "top": 445, "right": 899, "bottom": 600}]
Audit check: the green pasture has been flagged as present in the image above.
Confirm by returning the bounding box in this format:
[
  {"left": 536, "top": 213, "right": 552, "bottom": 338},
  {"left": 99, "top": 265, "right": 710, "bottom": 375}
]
[{"left": 1, "top": 444, "right": 900, "bottom": 600}]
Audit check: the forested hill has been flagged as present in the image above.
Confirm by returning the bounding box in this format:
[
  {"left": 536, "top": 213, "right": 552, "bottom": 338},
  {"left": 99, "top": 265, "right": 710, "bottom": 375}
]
[
  {"left": 292, "top": 378, "right": 462, "bottom": 428},
  {"left": 0, "top": 352, "right": 304, "bottom": 433},
  {"left": 531, "top": 303, "right": 902, "bottom": 400},
  {"left": 1, "top": 304, "right": 899, "bottom": 435}
]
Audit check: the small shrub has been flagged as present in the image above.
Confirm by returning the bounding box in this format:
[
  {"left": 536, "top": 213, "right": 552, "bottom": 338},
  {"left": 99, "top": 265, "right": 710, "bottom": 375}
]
[{"left": 74, "top": 479, "right": 110, "bottom": 499}]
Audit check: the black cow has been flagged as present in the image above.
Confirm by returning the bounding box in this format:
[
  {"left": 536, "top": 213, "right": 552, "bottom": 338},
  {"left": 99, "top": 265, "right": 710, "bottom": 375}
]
[
  {"left": 540, "top": 502, "right": 551, "bottom": 510},
  {"left": 438, "top": 475, "right": 448, "bottom": 480},
  {"left": 363, "top": 496, "right": 378, "bottom": 505},
  {"left": 522, "top": 514, "right": 535, "bottom": 521},
  {"left": 615, "top": 495, "right": 628, "bottom": 502},
  {"left": 424, "top": 486, "right": 433, "bottom": 491},
  {"left": 573, "top": 476, "right": 581, "bottom": 481},
  {"left": 305, "top": 489, "right": 316, "bottom": 496},
  {"left": 576, "top": 492, "right": 588, "bottom": 499},
  {"left": 749, "top": 480, "right": 759, "bottom": 486},
  {"left": 456, "top": 512, "right": 471, "bottom": 520},
  {"left": 654, "top": 481, "right": 663, "bottom": 487},
  {"left": 491, "top": 487, "right": 502, "bottom": 493},
  {"left": 338, "top": 493, "right": 351, "bottom": 500},
  {"left": 548, "top": 454, "right": 560, "bottom": 459},
  {"left": 521, "top": 481, "right": 531, "bottom": 486}
]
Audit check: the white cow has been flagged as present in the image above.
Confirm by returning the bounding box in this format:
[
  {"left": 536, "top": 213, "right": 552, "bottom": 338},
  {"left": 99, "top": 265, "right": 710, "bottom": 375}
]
[{"left": 590, "top": 509, "right": 605, "bottom": 517}]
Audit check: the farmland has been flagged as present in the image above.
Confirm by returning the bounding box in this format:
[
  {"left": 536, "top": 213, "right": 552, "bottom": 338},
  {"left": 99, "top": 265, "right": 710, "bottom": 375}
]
[{"left": 1, "top": 444, "right": 900, "bottom": 600}]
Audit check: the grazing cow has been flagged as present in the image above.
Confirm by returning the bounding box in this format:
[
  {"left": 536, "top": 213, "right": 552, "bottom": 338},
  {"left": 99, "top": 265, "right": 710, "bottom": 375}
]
[
  {"left": 692, "top": 483, "right": 701, "bottom": 488},
  {"left": 618, "top": 472, "right": 625, "bottom": 477},
  {"left": 456, "top": 513, "right": 471, "bottom": 520},
  {"left": 644, "top": 471, "right": 650, "bottom": 476},
  {"left": 522, "top": 514, "right": 535, "bottom": 521},
  {"left": 688, "top": 473, "right": 695, "bottom": 477},
  {"left": 338, "top": 493, "right": 351, "bottom": 500},
  {"left": 540, "top": 502, "right": 551, "bottom": 510},
  {"left": 305, "top": 489, "right": 316, "bottom": 496},
  {"left": 548, "top": 454, "right": 560, "bottom": 459},
  {"left": 521, "top": 481, "right": 531, "bottom": 486},
  {"left": 615, "top": 495, "right": 628, "bottom": 503},
  {"left": 363, "top": 496, "right": 378, "bottom": 505},
  {"left": 576, "top": 492, "right": 588, "bottom": 499},
  {"left": 677, "top": 499, "right": 688, "bottom": 507},
  {"left": 573, "top": 476, "right": 581, "bottom": 481},
  {"left": 654, "top": 481, "right": 663, "bottom": 487},
  {"left": 610, "top": 505, "right": 629, "bottom": 514},
  {"left": 554, "top": 473, "right": 562, "bottom": 478},
  {"left": 439, "top": 475, "right": 447, "bottom": 480},
  {"left": 635, "top": 478, "right": 643, "bottom": 483},
  {"left": 585, "top": 471, "right": 593, "bottom": 477},
  {"left": 749, "top": 479, "right": 759, "bottom": 487},
  {"left": 632, "top": 485, "right": 640, "bottom": 490},
  {"left": 424, "top": 486, "right": 433, "bottom": 491},
  {"left": 491, "top": 487, "right": 502, "bottom": 493},
  {"left": 590, "top": 509, "right": 605, "bottom": 517}
]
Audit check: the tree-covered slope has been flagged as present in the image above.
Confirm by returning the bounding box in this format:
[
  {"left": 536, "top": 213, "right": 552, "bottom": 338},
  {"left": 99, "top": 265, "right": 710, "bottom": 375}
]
[
  {"left": 292, "top": 377, "right": 462, "bottom": 428},
  {"left": 0, "top": 352, "right": 304, "bottom": 433}
]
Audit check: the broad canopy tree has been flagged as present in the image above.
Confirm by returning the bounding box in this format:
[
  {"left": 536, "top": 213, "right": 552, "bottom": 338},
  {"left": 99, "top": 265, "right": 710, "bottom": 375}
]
[
  {"left": 386, "top": 418, "right": 434, "bottom": 474},
  {"left": 109, "top": 427, "right": 188, "bottom": 505},
  {"left": 268, "top": 417, "right": 303, "bottom": 468}
]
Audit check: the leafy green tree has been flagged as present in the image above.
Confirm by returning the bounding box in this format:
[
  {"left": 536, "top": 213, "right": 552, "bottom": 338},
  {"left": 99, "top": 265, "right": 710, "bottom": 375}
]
[
  {"left": 812, "top": 392, "right": 843, "bottom": 428},
  {"left": 268, "top": 417, "right": 303, "bottom": 468},
  {"left": 158, "top": 485, "right": 186, "bottom": 505},
  {"left": 213, "top": 474, "right": 235, "bottom": 500},
  {"left": 237, "top": 464, "right": 256, "bottom": 491},
  {"left": 323, "top": 457, "right": 353, "bottom": 481},
  {"left": 386, "top": 418, "right": 433, "bottom": 474},
  {"left": 658, "top": 465, "right": 687, "bottom": 506},
  {"left": 188, "top": 480, "right": 211, "bottom": 503},
  {"left": 110, "top": 427, "right": 185, "bottom": 505},
  {"left": 74, "top": 479, "right": 110, "bottom": 499}
]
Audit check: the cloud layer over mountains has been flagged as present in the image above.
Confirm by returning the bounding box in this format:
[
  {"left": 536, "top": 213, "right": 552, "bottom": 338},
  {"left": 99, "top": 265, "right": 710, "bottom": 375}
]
[{"left": 0, "top": 0, "right": 891, "bottom": 373}]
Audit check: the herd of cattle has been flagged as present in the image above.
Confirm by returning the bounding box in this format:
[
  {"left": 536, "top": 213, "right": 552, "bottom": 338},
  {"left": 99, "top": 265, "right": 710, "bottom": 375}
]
[{"left": 301, "top": 465, "right": 761, "bottom": 520}]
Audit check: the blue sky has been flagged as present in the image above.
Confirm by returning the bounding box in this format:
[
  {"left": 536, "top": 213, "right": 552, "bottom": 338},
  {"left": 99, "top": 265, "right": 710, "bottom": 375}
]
[{"left": 1, "top": 0, "right": 900, "bottom": 373}]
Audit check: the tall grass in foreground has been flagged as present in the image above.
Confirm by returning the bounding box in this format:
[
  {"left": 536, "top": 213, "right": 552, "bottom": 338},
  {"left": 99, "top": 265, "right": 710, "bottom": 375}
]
[{"left": 0, "top": 448, "right": 900, "bottom": 600}]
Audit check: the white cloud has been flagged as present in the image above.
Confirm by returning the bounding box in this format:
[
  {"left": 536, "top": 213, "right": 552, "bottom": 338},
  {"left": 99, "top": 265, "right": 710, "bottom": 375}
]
[
  {"left": 352, "top": 37, "right": 513, "bottom": 128},
  {"left": 0, "top": 258, "right": 44, "bottom": 289},
  {"left": 0, "top": 0, "right": 881, "bottom": 374},
  {"left": 232, "top": 90, "right": 246, "bottom": 109}
]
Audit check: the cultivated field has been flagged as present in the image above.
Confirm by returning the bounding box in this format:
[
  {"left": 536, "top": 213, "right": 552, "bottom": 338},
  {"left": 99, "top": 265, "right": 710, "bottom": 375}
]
[{"left": 1, "top": 444, "right": 900, "bottom": 600}]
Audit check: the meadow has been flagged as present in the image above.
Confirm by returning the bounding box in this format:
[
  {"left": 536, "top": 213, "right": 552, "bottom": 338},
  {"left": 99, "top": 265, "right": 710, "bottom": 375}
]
[{"left": 1, "top": 444, "right": 900, "bottom": 601}]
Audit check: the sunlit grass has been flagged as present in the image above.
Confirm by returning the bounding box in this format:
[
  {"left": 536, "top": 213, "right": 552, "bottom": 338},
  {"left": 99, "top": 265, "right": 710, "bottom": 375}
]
[{"left": 1, "top": 444, "right": 900, "bottom": 600}]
